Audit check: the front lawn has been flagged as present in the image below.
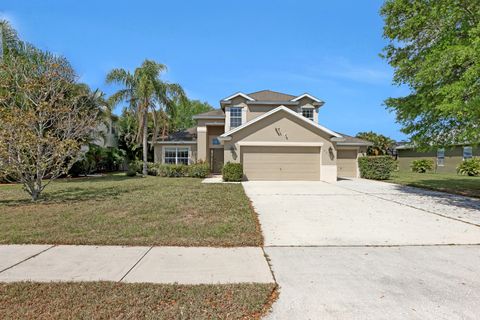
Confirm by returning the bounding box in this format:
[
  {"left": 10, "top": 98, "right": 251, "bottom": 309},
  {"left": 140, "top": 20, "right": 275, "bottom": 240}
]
[
  {"left": 388, "top": 171, "right": 480, "bottom": 198},
  {"left": 0, "top": 174, "right": 262, "bottom": 246},
  {"left": 0, "top": 282, "right": 277, "bottom": 320}
]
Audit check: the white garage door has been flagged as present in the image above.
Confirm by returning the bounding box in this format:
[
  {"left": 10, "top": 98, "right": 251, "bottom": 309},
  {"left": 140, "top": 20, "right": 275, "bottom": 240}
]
[
  {"left": 337, "top": 149, "right": 358, "bottom": 178},
  {"left": 242, "top": 146, "right": 320, "bottom": 181}
]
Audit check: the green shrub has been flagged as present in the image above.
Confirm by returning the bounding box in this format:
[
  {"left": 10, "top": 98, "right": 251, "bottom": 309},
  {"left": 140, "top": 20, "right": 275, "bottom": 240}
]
[
  {"left": 129, "top": 160, "right": 143, "bottom": 174},
  {"left": 457, "top": 158, "right": 480, "bottom": 176},
  {"left": 222, "top": 162, "right": 243, "bottom": 182},
  {"left": 125, "top": 169, "right": 137, "bottom": 177},
  {"left": 358, "top": 156, "right": 397, "bottom": 180},
  {"left": 147, "top": 162, "right": 157, "bottom": 176},
  {"left": 160, "top": 164, "right": 189, "bottom": 177},
  {"left": 411, "top": 159, "right": 434, "bottom": 173},
  {"left": 69, "top": 145, "right": 126, "bottom": 176},
  {"left": 188, "top": 162, "right": 210, "bottom": 178}
]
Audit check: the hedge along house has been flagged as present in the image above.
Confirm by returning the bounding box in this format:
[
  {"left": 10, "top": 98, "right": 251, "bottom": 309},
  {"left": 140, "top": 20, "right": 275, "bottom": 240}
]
[
  {"left": 153, "top": 90, "right": 371, "bottom": 182},
  {"left": 396, "top": 144, "right": 480, "bottom": 173}
]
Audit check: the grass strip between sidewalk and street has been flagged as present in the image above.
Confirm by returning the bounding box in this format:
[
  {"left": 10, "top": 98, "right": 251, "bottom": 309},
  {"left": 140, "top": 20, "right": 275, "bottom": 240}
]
[{"left": 0, "top": 282, "right": 277, "bottom": 320}]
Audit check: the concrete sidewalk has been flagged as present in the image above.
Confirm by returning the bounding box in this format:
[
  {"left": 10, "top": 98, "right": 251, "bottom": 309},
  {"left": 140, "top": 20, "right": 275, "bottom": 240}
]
[{"left": 0, "top": 245, "right": 274, "bottom": 284}]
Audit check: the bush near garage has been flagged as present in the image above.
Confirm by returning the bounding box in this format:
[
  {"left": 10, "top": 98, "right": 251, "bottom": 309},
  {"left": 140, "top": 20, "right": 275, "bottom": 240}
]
[
  {"left": 457, "top": 158, "right": 480, "bottom": 176},
  {"left": 358, "top": 156, "right": 397, "bottom": 180},
  {"left": 411, "top": 159, "right": 435, "bottom": 173},
  {"left": 222, "top": 162, "right": 243, "bottom": 182}
]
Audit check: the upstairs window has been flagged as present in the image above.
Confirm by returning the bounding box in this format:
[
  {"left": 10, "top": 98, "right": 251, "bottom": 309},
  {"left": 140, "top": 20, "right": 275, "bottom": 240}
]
[
  {"left": 463, "top": 146, "right": 473, "bottom": 159},
  {"left": 230, "top": 107, "right": 242, "bottom": 128},
  {"left": 302, "top": 108, "right": 314, "bottom": 121},
  {"left": 437, "top": 148, "right": 445, "bottom": 166}
]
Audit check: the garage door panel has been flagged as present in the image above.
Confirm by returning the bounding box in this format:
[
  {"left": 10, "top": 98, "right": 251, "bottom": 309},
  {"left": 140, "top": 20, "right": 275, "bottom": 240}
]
[
  {"left": 337, "top": 149, "right": 357, "bottom": 178},
  {"left": 242, "top": 146, "right": 320, "bottom": 181}
]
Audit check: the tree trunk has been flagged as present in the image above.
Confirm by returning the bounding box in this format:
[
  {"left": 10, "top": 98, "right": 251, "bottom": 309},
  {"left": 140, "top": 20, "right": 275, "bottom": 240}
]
[
  {"left": 31, "top": 189, "right": 40, "bottom": 201},
  {"left": 142, "top": 108, "right": 148, "bottom": 176}
]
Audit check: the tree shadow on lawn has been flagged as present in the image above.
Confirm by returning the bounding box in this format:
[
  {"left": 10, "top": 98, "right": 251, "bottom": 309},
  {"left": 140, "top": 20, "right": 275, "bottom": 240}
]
[
  {"left": 57, "top": 174, "right": 139, "bottom": 184},
  {"left": 0, "top": 181, "right": 144, "bottom": 206}
]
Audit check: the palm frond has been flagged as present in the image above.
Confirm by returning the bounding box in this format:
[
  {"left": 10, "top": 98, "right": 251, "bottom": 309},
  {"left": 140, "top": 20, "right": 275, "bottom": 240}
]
[{"left": 105, "top": 68, "right": 133, "bottom": 86}]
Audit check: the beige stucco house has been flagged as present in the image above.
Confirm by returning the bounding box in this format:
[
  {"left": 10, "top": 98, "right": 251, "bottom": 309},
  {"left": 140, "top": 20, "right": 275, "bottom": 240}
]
[
  {"left": 154, "top": 90, "right": 371, "bottom": 182},
  {"left": 396, "top": 144, "right": 479, "bottom": 173}
]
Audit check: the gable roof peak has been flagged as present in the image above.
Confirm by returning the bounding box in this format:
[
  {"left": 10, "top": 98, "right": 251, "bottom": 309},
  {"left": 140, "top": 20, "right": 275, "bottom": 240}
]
[
  {"left": 220, "top": 92, "right": 255, "bottom": 102},
  {"left": 248, "top": 90, "right": 297, "bottom": 101},
  {"left": 291, "top": 93, "right": 323, "bottom": 103}
]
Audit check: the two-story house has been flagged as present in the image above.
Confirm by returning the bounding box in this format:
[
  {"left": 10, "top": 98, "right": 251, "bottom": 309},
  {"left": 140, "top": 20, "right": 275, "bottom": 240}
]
[{"left": 153, "top": 90, "right": 371, "bottom": 182}]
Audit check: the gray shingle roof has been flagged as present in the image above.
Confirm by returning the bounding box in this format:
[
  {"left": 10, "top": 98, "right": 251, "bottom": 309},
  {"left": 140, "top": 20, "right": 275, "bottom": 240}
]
[
  {"left": 248, "top": 90, "right": 297, "bottom": 101},
  {"left": 192, "top": 109, "right": 225, "bottom": 119},
  {"left": 336, "top": 133, "right": 373, "bottom": 146},
  {"left": 161, "top": 127, "right": 197, "bottom": 141}
]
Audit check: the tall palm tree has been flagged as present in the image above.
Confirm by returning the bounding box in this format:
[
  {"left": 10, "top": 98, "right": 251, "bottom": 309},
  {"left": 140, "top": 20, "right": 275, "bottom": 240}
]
[{"left": 106, "top": 60, "right": 185, "bottom": 175}]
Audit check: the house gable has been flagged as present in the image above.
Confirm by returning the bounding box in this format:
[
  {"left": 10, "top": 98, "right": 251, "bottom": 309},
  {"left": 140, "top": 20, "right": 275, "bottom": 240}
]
[
  {"left": 227, "top": 110, "right": 333, "bottom": 144},
  {"left": 220, "top": 106, "right": 341, "bottom": 140}
]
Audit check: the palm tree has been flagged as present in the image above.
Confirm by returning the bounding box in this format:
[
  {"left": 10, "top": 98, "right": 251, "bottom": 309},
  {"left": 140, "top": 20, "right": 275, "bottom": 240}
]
[
  {"left": 106, "top": 60, "right": 185, "bottom": 175},
  {"left": 0, "top": 20, "right": 20, "bottom": 60}
]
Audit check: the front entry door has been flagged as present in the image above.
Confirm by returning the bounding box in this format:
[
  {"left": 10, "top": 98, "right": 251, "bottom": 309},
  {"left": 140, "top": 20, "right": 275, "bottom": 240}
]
[{"left": 210, "top": 149, "right": 224, "bottom": 174}]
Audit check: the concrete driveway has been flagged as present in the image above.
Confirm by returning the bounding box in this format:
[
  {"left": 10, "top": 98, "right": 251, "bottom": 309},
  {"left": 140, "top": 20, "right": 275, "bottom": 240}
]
[{"left": 242, "top": 179, "right": 480, "bottom": 319}]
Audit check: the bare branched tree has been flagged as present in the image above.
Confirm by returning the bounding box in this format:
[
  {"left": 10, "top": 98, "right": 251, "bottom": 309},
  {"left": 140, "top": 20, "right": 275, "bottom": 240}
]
[{"left": 0, "top": 46, "right": 100, "bottom": 200}]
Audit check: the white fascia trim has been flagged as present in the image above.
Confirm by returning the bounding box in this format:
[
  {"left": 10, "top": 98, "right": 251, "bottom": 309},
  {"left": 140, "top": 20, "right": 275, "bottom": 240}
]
[
  {"left": 221, "top": 92, "right": 255, "bottom": 102},
  {"left": 205, "top": 122, "right": 225, "bottom": 126},
  {"left": 192, "top": 115, "right": 225, "bottom": 120},
  {"left": 219, "top": 105, "right": 342, "bottom": 138},
  {"left": 291, "top": 93, "right": 323, "bottom": 103},
  {"left": 337, "top": 142, "right": 373, "bottom": 146},
  {"left": 238, "top": 141, "right": 323, "bottom": 147}
]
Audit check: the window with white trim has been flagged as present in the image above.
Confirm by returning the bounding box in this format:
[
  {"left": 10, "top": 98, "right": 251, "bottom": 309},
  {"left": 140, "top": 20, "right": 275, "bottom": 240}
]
[
  {"left": 164, "top": 147, "right": 190, "bottom": 165},
  {"left": 437, "top": 148, "right": 445, "bottom": 166},
  {"left": 230, "top": 107, "right": 242, "bottom": 128},
  {"left": 463, "top": 146, "right": 473, "bottom": 159},
  {"left": 302, "top": 108, "right": 314, "bottom": 121}
]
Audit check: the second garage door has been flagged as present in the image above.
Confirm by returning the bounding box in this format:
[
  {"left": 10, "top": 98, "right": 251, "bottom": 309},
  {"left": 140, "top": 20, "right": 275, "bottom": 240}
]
[
  {"left": 242, "top": 146, "right": 320, "bottom": 181},
  {"left": 337, "top": 149, "right": 358, "bottom": 178}
]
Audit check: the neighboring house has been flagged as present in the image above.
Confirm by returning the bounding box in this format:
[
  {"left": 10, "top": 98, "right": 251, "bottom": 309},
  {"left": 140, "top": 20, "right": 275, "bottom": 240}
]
[
  {"left": 397, "top": 144, "right": 479, "bottom": 173},
  {"left": 153, "top": 90, "right": 371, "bottom": 182},
  {"left": 92, "top": 115, "right": 119, "bottom": 148}
]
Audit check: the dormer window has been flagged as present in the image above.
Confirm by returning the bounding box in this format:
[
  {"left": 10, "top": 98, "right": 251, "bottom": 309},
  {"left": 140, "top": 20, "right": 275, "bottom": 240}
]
[
  {"left": 230, "top": 107, "right": 242, "bottom": 128},
  {"left": 302, "top": 108, "right": 314, "bottom": 121}
]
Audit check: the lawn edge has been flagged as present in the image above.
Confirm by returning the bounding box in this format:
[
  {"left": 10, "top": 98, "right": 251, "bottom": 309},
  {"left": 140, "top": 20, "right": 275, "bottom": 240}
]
[{"left": 385, "top": 179, "right": 480, "bottom": 199}]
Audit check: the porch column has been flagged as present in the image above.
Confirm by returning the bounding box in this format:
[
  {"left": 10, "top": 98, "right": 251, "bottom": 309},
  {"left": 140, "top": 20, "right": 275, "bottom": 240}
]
[{"left": 197, "top": 126, "right": 207, "bottom": 161}]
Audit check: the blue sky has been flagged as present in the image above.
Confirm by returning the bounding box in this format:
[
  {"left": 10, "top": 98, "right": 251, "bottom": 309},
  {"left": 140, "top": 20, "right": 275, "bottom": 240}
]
[{"left": 2, "top": 0, "right": 409, "bottom": 140}]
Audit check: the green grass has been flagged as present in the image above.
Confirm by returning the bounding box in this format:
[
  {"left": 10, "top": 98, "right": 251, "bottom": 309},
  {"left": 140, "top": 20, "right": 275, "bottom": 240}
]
[
  {"left": 0, "top": 174, "right": 262, "bottom": 246},
  {"left": 388, "top": 171, "right": 480, "bottom": 198},
  {"left": 0, "top": 282, "right": 277, "bottom": 320}
]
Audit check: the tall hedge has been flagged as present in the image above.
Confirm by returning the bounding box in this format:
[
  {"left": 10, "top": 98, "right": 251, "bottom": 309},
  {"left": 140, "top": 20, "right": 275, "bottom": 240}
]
[{"left": 358, "top": 156, "right": 397, "bottom": 180}]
